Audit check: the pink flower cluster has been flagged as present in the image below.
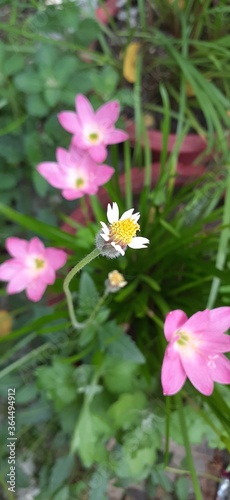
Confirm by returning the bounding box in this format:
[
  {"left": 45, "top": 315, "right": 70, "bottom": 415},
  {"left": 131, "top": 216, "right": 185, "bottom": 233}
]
[
  {"left": 0, "top": 237, "right": 67, "bottom": 302},
  {"left": 37, "top": 94, "right": 128, "bottom": 199},
  {"left": 161, "top": 308, "right": 230, "bottom": 396}
]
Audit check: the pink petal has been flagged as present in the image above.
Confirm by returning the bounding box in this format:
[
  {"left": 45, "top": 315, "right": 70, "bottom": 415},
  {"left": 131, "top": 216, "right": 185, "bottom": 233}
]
[
  {"left": 56, "top": 147, "right": 71, "bottom": 167},
  {"left": 161, "top": 345, "right": 187, "bottom": 395},
  {"left": 71, "top": 134, "right": 89, "bottom": 151},
  {"left": 26, "top": 279, "right": 47, "bottom": 302},
  {"left": 104, "top": 128, "right": 129, "bottom": 145},
  {"left": 28, "top": 237, "right": 45, "bottom": 256},
  {"left": 62, "top": 189, "right": 84, "bottom": 200},
  {"left": 6, "top": 237, "right": 28, "bottom": 258},
  {"left": 208, "top": 307, "right": 230, "bottom": 333},
  {"left": 37, "top": 162, "right": 67, "bottom": 189},
  {"left": 182, "top": 309, "right": 211, "bottom": 333},
  {"left": 200, "top": 332, "right": 230, "bottom": 354},
  {"left": 40, "top": 266, "right": 56, "bottom": 285},
  {"left": 208, "top": 354, "right": 230, "bottom": 384},
  {"left": 7, "top": 269, "right": 31, "bottom": 294},
  {"left": 164, "top": 310, "right": 188, "bottom": 341},
  {"left": 45, "top": 248, "right": 67, "bottom": 270},
  {"left": 96, "top": 165, "right": 114, "bottom": 185},
  {"left": 58, "top": 111, "right": 81, "bottom": 134},
  {"left": 75, "top": 94, "right": 95, "bottom": 125},
  {"left": 181, "top": 351, "right": 214, "bottom": 395},
  {"left": 89, "top": 144, "right": 107, "bottom": 162},
  {"left": 0, "top": 260, "right": 23, "bottom": 280},
  {"left": 96, "top": 101, "right": 120, "bottom": 127}
]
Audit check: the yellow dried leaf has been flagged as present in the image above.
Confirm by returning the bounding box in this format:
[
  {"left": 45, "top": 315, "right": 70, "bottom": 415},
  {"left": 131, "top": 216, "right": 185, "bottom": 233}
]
[
  {"left": 0, "top": 310, "right": 13, "bottom": 337},
  {"left": 123, "top": 42, "right": 141, "bottom": 83}
]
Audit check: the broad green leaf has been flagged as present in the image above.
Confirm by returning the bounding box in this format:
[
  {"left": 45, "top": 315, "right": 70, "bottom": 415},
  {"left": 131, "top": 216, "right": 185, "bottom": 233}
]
[
  {"left": 49, "top": 455, "right": 74, "bottom": 495},
  {"left": 32, "top": 169, "right": 49, "bottom": 197},
  {"left": 0, "top": 172, "right": 18, "bottom": 190},
  {"left": 53, "top": 486, "right": 69, "bottom": 500},
  {"left": 14, "top": 70, "right": 42, "bottom": 93},
  {"left": 44, "top": 88, "right": 62, "bottom": 107},
  {"left": 26, "top": 94, "right": 49, "bottom": 117},
  {"left": 103, "top": 361, "right": 140, "bottom": 394},
  {"left": 89, "top": 467, "right": 109, "bottom": 500},
  {"left": 76, "top": 18, "right": 101, "bottom": 45},
  {"left": 4, "top": 54, "right": 24, "bottom": 76},
  {"left": 108, "top": 392, "right": 147, "bottom": 429},
  {"left": 99, "top": 322, "right": 145, "bottom": 364},
  {"left": 175, "top": 477, "right": 190, "bottom": 500},
  {"left": 71, "top": 405, "right": 111, "bottom": 466},
  {"left": 78, "top": 272, "right": 99, "bottom": 316},
  {"left": 24, "top": 132, "right": 42, "bottom": 166}
]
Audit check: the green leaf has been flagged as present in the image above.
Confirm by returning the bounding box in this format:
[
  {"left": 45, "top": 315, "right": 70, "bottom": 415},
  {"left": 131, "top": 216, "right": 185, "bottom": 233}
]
[
  {"left": 0, "top": 136, "right": 24, "bottom": 164},
  {"left": 26, "top": 94, "right": 49, "bottom": 117},
  {"left": 76, "top": 18, "right": 101, "bottom": 45},
  {"left": 89, "top": 467, "right": 109, "bottom": 500},
  {"left": 91, "top": 67, "right": 119, "bottom": 100},
  {"left": 78, "top": 272, "right": 99, "bottom": 316},
  {"left": 4, "top": 54, "right": 24, "bottom": 76},
  {"left": 44, "top": 88, "right": 62, "bottom": 107},
  {"left": 175, "top": 477, "right": 190, "bottom": 500},
  {"left": 109, "top": 392, "right": 147, "bottom": 429},
  {"left": 14, "top": 70, "right": 42, "bottom": 93},
  {"left": 24, "top": 132, "right": 42, "bottom": 166},
  {"left": 0, "top": 172, "right": 18, "bottom": 190},
  {"left": 71, "top": 405, "right": 111, "bottom": 466},
  {"left": 103, "top": 361, "right": 140, "bottom": 394},
  {"left": 32, "top": 169, "right": 49, "bottom": 197},
  {"left": 99, "top": 322, "right": 145, "bottom": 364},
  {"left": 49, "top": 455, "right": 74, "bottom": 495},
  {"left": 35, "top": 44, "right": 58, "bottom": 69},
  {"left": 53, "top": 487, "right": 70, "bottom": 500}
]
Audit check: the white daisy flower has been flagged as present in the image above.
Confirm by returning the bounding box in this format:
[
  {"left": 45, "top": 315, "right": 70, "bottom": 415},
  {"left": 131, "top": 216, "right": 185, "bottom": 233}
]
[{"left": 96, "top": 202, "right": 149, "bottom": 258}]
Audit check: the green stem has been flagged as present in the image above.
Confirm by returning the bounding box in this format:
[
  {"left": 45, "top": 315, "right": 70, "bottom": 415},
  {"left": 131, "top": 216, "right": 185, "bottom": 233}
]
[
  {"left": 175, "top": 393, "right": 203, "bottom": 500},
  {"left": 124, "top": 140, "right": 132, "bottom": 208},
  {"left": 63, "top": 248, "right": 101, "bottom": 329}
]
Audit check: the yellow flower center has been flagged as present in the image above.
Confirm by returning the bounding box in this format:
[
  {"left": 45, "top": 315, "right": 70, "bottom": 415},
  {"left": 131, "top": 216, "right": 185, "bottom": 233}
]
[
  {"left": 176, "top": 331, "right": 190, "bottom": 347},
  {"left": 89, "top": 132, "right": 99, "bottom": 143},
  {"left": 109, "top": 219, "right": 140, "bottom": 246},
  {"left": 75, "top": 178, "right": 84, "bottom": 188},
  {"left": 35, "top": 258, "right": 45, "bottom": 269},
  {"left": 108, "top": 270, "right": 126, "bottom": 287}
]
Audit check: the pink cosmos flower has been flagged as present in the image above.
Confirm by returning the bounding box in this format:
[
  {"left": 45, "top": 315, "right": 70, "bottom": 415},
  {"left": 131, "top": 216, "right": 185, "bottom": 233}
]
[
  {"left": 0, "top": 237, "right": 67, "bottom": 302},
  {"left": 58, "top": 94, "right": 128, "bottom": 162},
  {"left": 161, "top": 308, "right": 230, "bottom": 396},
  {"left": 37, "top": 147, "right": 114, "bottom": 200}
]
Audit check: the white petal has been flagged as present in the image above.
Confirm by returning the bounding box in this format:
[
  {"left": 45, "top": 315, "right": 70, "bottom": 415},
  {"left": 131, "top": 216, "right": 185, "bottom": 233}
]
[
  {"left": 107, "top": 202, "right": 119, "bottom": 223},
  {"left": 132, "top": 212, "right": 140, "bottom": 222},
  {"left": 111, "top": 241, "right": 125, "bottom": 255},
  {"left": 100, "top": 221, "right": 109, "bottom": 233},
  {"left": 120, "top": 208, "right": 134, "bottom": 220},
  {"left": 128, "top": 236, "right": 150, "bottom": 249},
  {"left": 101, "top": 233, "right": 110, "bottom": 241}
]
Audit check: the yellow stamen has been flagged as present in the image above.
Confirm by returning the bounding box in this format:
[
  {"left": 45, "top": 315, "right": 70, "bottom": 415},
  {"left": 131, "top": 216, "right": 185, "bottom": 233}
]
[
  {"left": 177, "top": 332, "right": 189, "bottom": 347},
  {"left": 89, "top": 132, "right": 99, "bottom": 143},
  {"left": 75, "top": 178, "right": 84, "bottom": 188},
  {"left": 35, "top": 258, "right": 45, "bottom": 269},
  {"left": 110, "top": 219, "right": 140, "bottom": 246}
]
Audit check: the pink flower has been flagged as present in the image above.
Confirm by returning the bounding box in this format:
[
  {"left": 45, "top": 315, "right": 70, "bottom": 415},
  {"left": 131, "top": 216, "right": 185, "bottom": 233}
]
[
  {"left": 0, "top": 237, "right": 67, "bottom": 302},
  {"left": 58, "top": 94, "right": 128, "bottom": 162},
  {"left": 161, "top": 308, "right": 230, "bottom": 396},
  {"left": 37, "top": 147, "right": 114, "bottom": 200}
]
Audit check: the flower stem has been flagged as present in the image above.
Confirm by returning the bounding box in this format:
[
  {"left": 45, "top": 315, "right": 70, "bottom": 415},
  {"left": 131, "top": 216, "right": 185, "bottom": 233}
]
[
  {"left": 175, "top": 393, "right": 203, "bottom": 500},
  {"left": 63, "top": 248, "right": 101, "bottom": 329}
]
